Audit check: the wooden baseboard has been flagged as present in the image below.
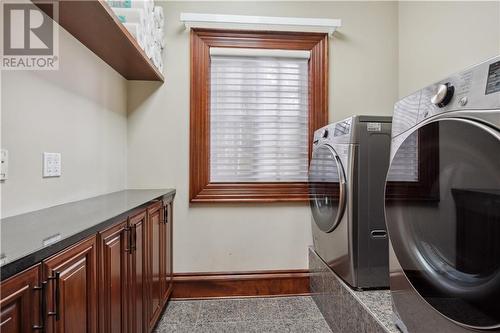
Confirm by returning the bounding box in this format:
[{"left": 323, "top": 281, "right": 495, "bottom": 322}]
[{"left": 171, "top": 269, "right": 310, "bottom": 300}]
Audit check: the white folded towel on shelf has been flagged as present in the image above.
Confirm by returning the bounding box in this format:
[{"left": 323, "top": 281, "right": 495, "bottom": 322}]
[
  {"left": 144, "top": 33, "right": 153, "bottom": 58},
  {"left": 107, "top": 0, "right": 153, "bottom": 13},
  {"left": 155, "top": 27, "right": 165, "bottom": 48},
  {"left": 153, "top": 6, "right": 164, "bottom": 28},
  {"left": 152, "top": 47, "right": 163, "bottom": 74},
  {"left": 123, "top": 22, "right": 145, "bottom": 49},
  {"left": 107, "top": 0, "right": 131, "bottom": 8},
  {"left": 155, "top": 47, "right": 162, "bottom": 65},
  {"left": 112, "top": 7, "right": 146, "bottom": 27},
  {"left": 108, "top": 0, "right": 164, "bottom": 72}
]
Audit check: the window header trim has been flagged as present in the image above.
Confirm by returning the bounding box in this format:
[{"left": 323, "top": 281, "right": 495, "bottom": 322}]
[{"left": 180, "top": 13, "right": 341, "bottom": 36}]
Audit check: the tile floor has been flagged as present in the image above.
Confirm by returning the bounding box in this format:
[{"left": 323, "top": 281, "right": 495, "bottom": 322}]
[{"left": 154, "top": 296, "right": 332, "bottom": 332}]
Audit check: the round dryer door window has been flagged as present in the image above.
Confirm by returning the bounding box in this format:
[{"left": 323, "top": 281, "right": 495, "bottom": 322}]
[
  {"left": 309, "top": 144, "right": 346, "bottom": 233},
  {"left": 385, "top": 118, "right": 500, "bottom": 330}
]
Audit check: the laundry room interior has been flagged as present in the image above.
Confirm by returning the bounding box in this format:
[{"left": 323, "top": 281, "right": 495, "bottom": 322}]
[{"left": 1, "top": 1, "right": 499, "bottom": 332}]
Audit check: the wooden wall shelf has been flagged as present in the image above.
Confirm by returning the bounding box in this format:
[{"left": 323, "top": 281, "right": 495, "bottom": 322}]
[{"left": 34, "top": 0, "right": 164, "bottom": 82}]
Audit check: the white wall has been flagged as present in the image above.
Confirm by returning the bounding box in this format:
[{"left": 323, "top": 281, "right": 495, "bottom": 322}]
[
  {"left": 398, "top": 1, "right": 500, "bottom": 97},
  {"left": 1, "top": 27, "right": 128, "bottom": 218},
  {"left": 127, "top": 1, "right": 399, "bottom": 273}
]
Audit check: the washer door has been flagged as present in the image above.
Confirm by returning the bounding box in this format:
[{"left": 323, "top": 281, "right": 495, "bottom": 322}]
[
  {"left": 385, "top": 118, "right": 500, "bottom": 330},
  {"left": 309, "top": 144, "right": 347, "bottom": 233}
]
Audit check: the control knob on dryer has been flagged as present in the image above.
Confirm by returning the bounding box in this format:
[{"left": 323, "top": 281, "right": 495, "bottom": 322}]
[{"left": 431, "top": 83, "right": 454, "bottom": 108}]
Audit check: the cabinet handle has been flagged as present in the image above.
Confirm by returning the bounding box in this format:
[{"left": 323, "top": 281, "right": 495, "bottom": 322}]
[
  {"left": 32, "top": 281, "right": 46, "bottom": 330},
  {"left": 124, "top": 227, "right": 132, "bottom": 253},
  {"left": 47, "top": 271, "right": 60, "bottom": 321},
  {"left": 163, "top": 205, "right": 169, "bottom": 224},
  {"left": 131, "top": 224, "right": 137, "bottom": 252}
]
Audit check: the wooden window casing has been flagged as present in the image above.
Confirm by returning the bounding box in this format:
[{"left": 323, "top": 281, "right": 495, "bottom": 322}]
[
  {"left": 189, "top": 29, "right": 329, "bottom": 203},
  {"left": 385, "top": 123, "right": 440, "bottom": 202}
]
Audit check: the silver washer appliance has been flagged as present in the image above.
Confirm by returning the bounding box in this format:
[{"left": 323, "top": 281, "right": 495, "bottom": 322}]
[
  {"left": 385, "top": 56, "right": 500, "bottom": 332},
  {"left": 310, "top": 115, "right": 392, "bottom": 289}
]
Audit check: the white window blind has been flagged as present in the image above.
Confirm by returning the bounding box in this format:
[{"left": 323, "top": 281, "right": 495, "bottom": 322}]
[{"left": 210, "top": 50, "right": 309, "bottom": 183}]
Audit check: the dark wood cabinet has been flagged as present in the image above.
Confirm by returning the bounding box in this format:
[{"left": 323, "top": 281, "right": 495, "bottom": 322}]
[
  {"left": 98, "top": 220, "right": 129, "bottom": 333},
  {"left": 0, "top": 196, "right": 174, "bottom": 333},
  {"left": 161, "top": 200, "right": 174, "bottom": 303},
  {"left": 43, "top": 236, "right": 98, "bottom": 333},
  {"left": 147, "top": 202, "right": 162, "bottom": 330},
  {"left": 0, "top": 266, "right": 41, "bottom": 333},
  {"left": 145, "top": 199, "right": 174, "bottom": 331},
  {"left": 1, "top": 238, "right": 98, "bottom": 333},
  {"left": 146, "top": 199, "right": 174, "bottom": 332},
  {"left": 129, "top": 210, "right": 147, "bottom": 333},
  {"left": 96, "top": 198, "right": 174, "bottom": 333}
]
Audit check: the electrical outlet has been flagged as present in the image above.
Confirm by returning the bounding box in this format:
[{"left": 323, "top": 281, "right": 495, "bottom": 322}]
[
  {"left": 43, "top": 152, "right": 61, "bottom": 178},
  {"left": 0, "top": 149, "right": 8, "bottom": 181}
]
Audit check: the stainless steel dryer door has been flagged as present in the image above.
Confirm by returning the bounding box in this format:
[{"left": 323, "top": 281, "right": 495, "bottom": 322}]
[
  {"left": 385, "top": 117, "right": 500, "bottom": 330},
  {"left": 309, "top": 144, "right": 347, "bottom": 233}
]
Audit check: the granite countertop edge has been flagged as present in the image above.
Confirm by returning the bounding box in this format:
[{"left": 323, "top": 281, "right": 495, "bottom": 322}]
[{"left": 0, "top": 189, "right": 176, "bottom": 281}]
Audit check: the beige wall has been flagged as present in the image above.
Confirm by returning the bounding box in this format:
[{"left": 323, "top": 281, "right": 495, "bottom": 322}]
[
  {"left": 127, "top": 1, "right": 399, "bottom": 273},
  {"left": 391, "top": 0, "right": 500, "bottom": 270},
  {"left": 4, "top": 0, "right": 497, "bottom": 273},
  {"left": 398, "top": 1, "right": 500, "bottom": 98},
  {"left": 1, "top": 27, "right": 128, "bottom": 218}
]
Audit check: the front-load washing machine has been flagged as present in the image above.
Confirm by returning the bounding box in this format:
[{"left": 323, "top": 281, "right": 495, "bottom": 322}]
[
  {"left": 310, "top": 115, "right": 392, "bottom": 289},
  {"left": 385, "top": 56, "right": 500, "bottom": 332}
]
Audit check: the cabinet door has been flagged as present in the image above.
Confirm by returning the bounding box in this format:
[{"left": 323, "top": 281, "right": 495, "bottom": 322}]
[
  {"left": 98, "top": 220, "right": 129, "bottom": 333},
  {"left": 43, "top": 236, "right": 97, "bottom": 333},
  {"left": 161, "top": 200, "right": 173, "bottom": 303},
  {"left": 147, "top": 201, "right": 162, "bottom": 329},
  {"left": 0, "top": 265, "right": 41, "bottom": 333},
  {"left": 129, "top": 211, "right": 147, "bottom": 333}
]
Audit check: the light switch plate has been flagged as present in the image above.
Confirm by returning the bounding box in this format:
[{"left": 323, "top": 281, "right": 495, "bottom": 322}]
[
  {"left": 43, "top": 152, "right": 61, "bottom": 177},
  {"left": 0, "top": 149, "right": 8, "bottom": 181}
]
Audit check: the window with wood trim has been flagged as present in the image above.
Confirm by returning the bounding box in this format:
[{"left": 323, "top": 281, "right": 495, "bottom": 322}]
[
  {"left": 385, "top": 123, "right": 440, "bottom": 201},
  {"left": 190, "top": 29, "right": 328, "bottom": 202}
]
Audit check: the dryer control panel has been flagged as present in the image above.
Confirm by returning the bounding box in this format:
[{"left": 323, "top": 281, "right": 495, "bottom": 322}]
[{"left": 393, "top": 56, "right": 500, "bottom": 137}]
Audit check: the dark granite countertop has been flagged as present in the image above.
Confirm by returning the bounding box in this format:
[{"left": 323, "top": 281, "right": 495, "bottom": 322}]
[{"left": 0, "top": 189, "right": 175, "bottom": 281}]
